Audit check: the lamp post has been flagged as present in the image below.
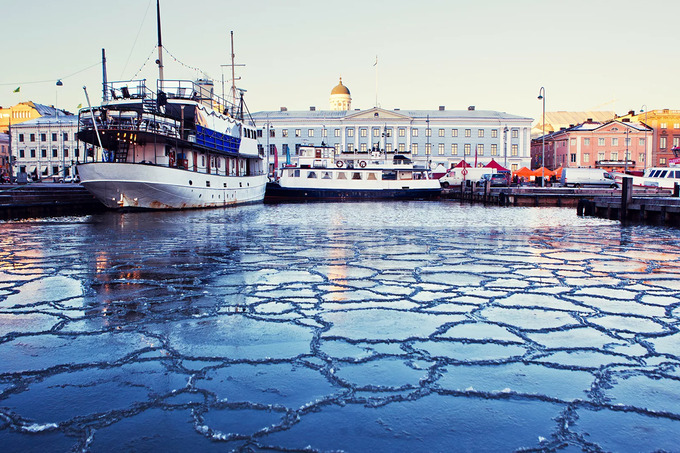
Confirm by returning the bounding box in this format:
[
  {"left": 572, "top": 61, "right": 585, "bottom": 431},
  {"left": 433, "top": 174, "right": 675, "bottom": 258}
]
[
  {"left": 503, "top": 126, "right": 508, "bottom": 168},
  {"left": 624, "top": 127, "right": 629, "bottom": 174},
  {"left": 641, "top": 104, "right": 648, "bottom": 171},
  {"left": 537, "top": 87, "right": 545, "bottom": 186},
  {"left": 56, "top": 79, "right": 65, "bottom": 181}
]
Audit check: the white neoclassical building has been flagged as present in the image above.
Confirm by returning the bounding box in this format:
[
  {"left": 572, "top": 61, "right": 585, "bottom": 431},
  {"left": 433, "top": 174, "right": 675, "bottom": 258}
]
[{"left": 252, "top": 79, "right": 533, "bottom": 174}]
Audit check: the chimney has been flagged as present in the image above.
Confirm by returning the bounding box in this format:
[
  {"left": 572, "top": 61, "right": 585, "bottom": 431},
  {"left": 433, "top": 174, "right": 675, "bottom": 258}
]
[
  {"left": 468, "top": 106, "right": 475, "bottom": 111},
  {"left": 587, "top": 118, "right": 593, "bottom": 122},
  {"left": 310, "top": 106, "right": 316, "bottom": 111},
  {"left": 628, "top": 110, "right": 635, "bottom": 116},
  {"left": 439, "top": 106, "right": 445, "bottom": 111},
  {"left": 280, "top": 107, "right": 287, "bottom": 112},
  {"left": 394, "top": 108, "right": 400, "bottom": 111}
]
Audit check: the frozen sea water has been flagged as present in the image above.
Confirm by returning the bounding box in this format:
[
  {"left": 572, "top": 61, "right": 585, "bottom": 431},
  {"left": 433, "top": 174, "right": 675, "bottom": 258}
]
[{"left": 1, "top": 202, "right": 680, "bottom": 451}]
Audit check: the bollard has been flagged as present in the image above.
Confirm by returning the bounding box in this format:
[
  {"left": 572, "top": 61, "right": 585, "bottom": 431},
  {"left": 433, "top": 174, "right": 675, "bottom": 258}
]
[{"left": 621, "top": 177, "right": 632, "bottom": 221}]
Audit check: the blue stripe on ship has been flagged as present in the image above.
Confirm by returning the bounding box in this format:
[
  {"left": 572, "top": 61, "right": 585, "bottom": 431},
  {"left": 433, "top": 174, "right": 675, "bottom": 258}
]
[{"left": 196, "top": 125, "right": 241, "bottom": 154}]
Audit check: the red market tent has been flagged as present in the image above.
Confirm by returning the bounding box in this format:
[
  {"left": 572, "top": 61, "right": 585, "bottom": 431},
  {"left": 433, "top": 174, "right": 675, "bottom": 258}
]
[
  {"left": 534, "top": 167, "right": 556, "bottom": 177},
  {"left": 484, "top": 159, "right": 509, "bottom": 172},
  {"left": 454, "top": 160, "right": 472, "bottom": 168},
  {"left": 513, "top": 167, "right": 534, "bottom": 178}
]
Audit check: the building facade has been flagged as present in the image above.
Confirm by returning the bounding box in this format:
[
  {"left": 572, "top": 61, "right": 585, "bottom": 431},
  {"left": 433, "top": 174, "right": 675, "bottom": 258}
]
[
  {"left": 9, "top": 114, "right": 83, "bottom": 180},
  {"left": 531, "top": 119, "right": 652, "bottom": 172},
  {"left": 0, "top": 102, "right": 63, "bottom": 133},
  {"left": 0, "top": 132, "right": 9, "bottom": 179},
  {"left": 253, "top": 80, "right": 532, "bottom": 173},
  {"left": 619, "top": 109, "right": 680, "bottom": 167}
]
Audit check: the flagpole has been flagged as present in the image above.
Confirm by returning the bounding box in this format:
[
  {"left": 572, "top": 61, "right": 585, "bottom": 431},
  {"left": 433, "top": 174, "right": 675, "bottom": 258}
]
[{"left": 374, "top": 55, "right": 378, "bottom": 108}]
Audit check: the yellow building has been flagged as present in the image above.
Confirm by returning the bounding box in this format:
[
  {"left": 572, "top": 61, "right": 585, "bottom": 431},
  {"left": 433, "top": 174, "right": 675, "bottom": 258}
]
[
  {"left": 619, "top": 109, "right": 680, "bottom": 167},
  {"left": 0, "top": 102, "right": 57, "bottom": 133}
]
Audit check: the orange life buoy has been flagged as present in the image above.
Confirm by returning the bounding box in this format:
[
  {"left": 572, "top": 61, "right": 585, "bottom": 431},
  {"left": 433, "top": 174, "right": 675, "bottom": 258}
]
[
  {"left": 336, "top": 160, "right": 344, "bottom": 168},
  {"left": 359, "top": 160, "right": 367, "bottom": 168}
]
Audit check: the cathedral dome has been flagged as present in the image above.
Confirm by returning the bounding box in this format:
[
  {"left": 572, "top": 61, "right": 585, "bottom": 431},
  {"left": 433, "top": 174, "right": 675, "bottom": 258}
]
[{"left": 331, "top": 78, "right": 350, "bottom": 96}]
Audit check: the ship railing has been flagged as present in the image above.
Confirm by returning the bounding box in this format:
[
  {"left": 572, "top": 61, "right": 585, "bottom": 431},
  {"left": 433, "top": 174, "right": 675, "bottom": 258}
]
[
  {"left": 158, "top": 79, "right": 241, "bottom": 118},
  {"left": 106, "top": 80, "right": 153, "bottom": 101},
  {"left": 79, "top": 108, "right": 180, "bottom": 139}
]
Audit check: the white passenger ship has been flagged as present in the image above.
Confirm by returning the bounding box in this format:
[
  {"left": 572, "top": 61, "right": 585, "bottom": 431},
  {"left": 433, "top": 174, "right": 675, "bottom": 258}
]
[
  {"left": 614, "top": 166, "right": 680, "bottom": 189},
  {"left": 76, "top": 3, "right": 266, "bottom": 210},
  {"left": 265, "top": 145, "right": 441, "bottom": 201}
]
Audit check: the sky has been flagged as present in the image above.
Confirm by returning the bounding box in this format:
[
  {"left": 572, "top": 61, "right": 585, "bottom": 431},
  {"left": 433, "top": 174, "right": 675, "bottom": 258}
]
[{"left": 2, "top": 0, "right": 678, "bottom": 123}]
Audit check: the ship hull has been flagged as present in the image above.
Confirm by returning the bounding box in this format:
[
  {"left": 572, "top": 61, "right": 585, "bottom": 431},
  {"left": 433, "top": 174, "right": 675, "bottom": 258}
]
[
  {"left": 265, "top": 182, "right": 441, "bottom": 202},
  {"left": 79, "top": 162, "right": 266, "bottom": 209}
]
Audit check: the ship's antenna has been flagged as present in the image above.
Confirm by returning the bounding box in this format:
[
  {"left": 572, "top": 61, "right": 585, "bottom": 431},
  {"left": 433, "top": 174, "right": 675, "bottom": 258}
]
[
  {"left": 156, "top": 0, "right": 164, "bottom": 89},
  {"left": 101, "top": 48, "right": 108, "bottom": 102},
  {"left": 230, "top": 31, "right": 236, "bottom": 108}
]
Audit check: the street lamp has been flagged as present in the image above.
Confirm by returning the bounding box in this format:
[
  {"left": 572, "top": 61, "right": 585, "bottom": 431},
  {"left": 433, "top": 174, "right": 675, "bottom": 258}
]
[
  {"left": 56, "top": 79, "right": 65, "bottom": 180},
  {"left": 503, "top": 126, "right": 508, "bottom": 168},
  {"left": 641, "top": 104, "right": 648, "bottom": 171},
  {"left": 537, "top": 87, "right": 546, "bottom": 186}
]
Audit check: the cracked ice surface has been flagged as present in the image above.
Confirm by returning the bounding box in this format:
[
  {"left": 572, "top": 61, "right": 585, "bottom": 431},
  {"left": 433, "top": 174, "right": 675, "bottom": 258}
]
[{"left": 2, "top": 204, "right": 680, "bottom": 451}]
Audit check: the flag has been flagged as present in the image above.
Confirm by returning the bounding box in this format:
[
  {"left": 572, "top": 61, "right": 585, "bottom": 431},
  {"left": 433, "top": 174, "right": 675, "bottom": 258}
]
[
  {"left": 77, "top": 103, "right": 82, "bottom": 109},
  {"left": 13, "top": 87, "right": 20, "bottom": 93},
  {"left": 373, "top": 56, "right": 378, "bottom": 67}
]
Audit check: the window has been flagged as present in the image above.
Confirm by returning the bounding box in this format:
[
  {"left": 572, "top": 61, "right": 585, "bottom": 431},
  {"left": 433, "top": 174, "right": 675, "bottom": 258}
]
[
  {"left": 598, "top": 138, "right": 605, "bottom": 146},
  {"left": 412, "top": 129, "right": 418, "bottom": 137},
  {"left": 639, "top": 138, "right": 645, "bottom": 146},
  {"left": 347, "top": 128, "right": 354, "bottom": 137},
  {"left": 256, "top": 129, "right": 263, "bottom": 138},
  {"left": 386, "top": 143, "right": 393, "bottom": 152},
  {"left": 398, "top": 128, "right": 405, "bottom": 137},
  {"left": 612, "top": 138, "right": 618, "bottom": 146},
  {"left": 295, "top": 129, "right": 301, "bottom": 137},
  {"left": 511, "top": 163, "right": 518, "bottom": 171},
  {"left": 438, "top": 128, "right": 445, "bottom": 137},
  {"left": 625, "top": 138, "right": 631, "bottom": 146},
  {"left": 451, "top": 129, "right": 458, "bottom": 137},
  {"left": 674, "top": 137, "right": 680, "bottom": 148},
  {"left": 282, "top": 129, "right": 288, "bottom": 138},
  {"left": 425, "top": 143, "right": 431, "bottom": 155},
  {"left": 19, "top": 149, "right": 25, "bottom": 158},
  {"left": 425, "top": 128, "right": 431, "bottom": 137},
  {"left": 347, "top": 143, "right": 354, "bottom": 152},
  {"left": 478, "top": 129, "right": 484, "bottom": 138},
  {"left": 360, "top": 143, "right": 367, "bottom": 152},
  {"left": 270, "top": 129, "right": 275, "bottom": 138},
  {"left": 438, "top": 143, "right": 445, "bottom": 155},
  {"left": 30, "top": 149, "right": 35, "bottom": 157},
  {"left": 334, "top": 129, "right": 340, "bottom": 137},
  {"left": 75, "top": 148, "right": 80, "bottom": 158},
  {"left": 385, "top": 128, "right": 392, "bottom": 137},
  {"left": 598, "top": 152, "right": 605, "bottom": 162},
  {"left": 570, "top": 138, "right": 576, "bottom": 146},
  {"left": 412, "top": 143, "right": 418, "bottom": 154},
  {"left": 373, "top": 128, "right": 380, "bottom": 137},
  {"left": 41, "top": 149, "right": 47, "bottom": 158},
  {"left": 52, "top": 166, "right": 58, "bottom": 175},
  {"left": 398, "top": 143, "right": 405, "bottom": 152},
  {"left": 360, "top": 128, "right": 367, "bottom": 137},
  {"left": 511, "top": 129, "right": 518, "bottom": 138},
  {"left": 660, "top": 123, "right": 667, "bottom": 129},
  {"left": 52, "top": 148, "right": 58, "bottom": 158},
  {"left": 584, "top": 138, "right": 590, "bottom": 146},
  {"left": 491, "top": 129, "right": 498, "bottom": 138},
  {"left": 19, "top": 134, "right": 24, "bottom": 142},
  {"left": 334, "top": 143, "right": 340, "bottom": 153},
  {"left": 63, "top": 133, "right": 68, "bottom": 141},
  {"left": 465, "top": 129, "right": 471, "bottom": 137},
  {"left": 308, "top": 129, "right": 314, "bottom": 137},
  {"left": 674, "top": 123, "right": 680, "bottom": 129},
  {"left": 322, "top": 129, "right": 327, "bottom": 138},
  {"left": 660, "top": 157, "right": 667, "bottom": 165},
  {"left": 451, "top": 143, "right": 458, "bottom": 155},
  {"left": 611, "top": 151, "right": 618, "bottom": 161},
  {"left": 30, "top": 134, "right": 35, "bottom": 142},
  {"left": 660, "top": 137, "right": 667, "bottom": 149},
  {"left": 511, "top": 144, "right": 518, "bottom": 156},
  {"left": 52, "top": 133, "right": 57, "bottom": 141},
  {"left": 491, "top": 144, "right": 498, "bottom": 155},
  {"left": 464, "top": 144, "right": 471, "bottom": 155},
  {"left": 570, "top": 153, "right": 577, "bottom": 163},
  {"left": 41, "top": 134, "right": 46, "bottom": 142},
  {"left": 584, "top": 153, "right": 590, "bottom": 163},
  {"left": 639, "top": 152, "right": 645, "bottom": 163}
]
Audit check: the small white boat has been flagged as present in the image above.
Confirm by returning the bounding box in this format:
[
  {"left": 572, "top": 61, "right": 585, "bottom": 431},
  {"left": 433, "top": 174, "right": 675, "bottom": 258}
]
[
  {"left": 266, "top": 145, "right": 441, "bottom": 201},
  {"left": 613, "top": 167, "right": 680, "bottom": 189}
]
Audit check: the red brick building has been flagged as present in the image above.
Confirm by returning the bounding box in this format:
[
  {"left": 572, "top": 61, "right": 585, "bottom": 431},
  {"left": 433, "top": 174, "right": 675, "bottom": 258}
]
[{"left": 531, "top": 120, "right": 652, "bottom": 172}]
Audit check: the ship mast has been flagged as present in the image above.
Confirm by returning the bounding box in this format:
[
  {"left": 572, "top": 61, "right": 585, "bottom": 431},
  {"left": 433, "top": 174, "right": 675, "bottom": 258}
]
[
  {"left": 156, "top": 0, "right": 164, "bottom": 89},
  {"left": 230, "top": 31, "right": 236, "bottom": 108}
]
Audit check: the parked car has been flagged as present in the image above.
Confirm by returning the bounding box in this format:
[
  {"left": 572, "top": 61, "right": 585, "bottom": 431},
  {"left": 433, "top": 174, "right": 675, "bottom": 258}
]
[
  {"left": 490, "top": 173, "right": 510, "bottom": 187},
  {"left": 61, "top": 175, "right": 80, "bottom": 183},
  {"left": 561, "top": 168, "right": 618, "bottom": 188}
]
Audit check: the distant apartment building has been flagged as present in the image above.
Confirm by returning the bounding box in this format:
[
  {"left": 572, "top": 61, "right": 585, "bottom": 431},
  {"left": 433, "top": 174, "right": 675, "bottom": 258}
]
[
  {"left": 9, "top": 114, "right": 82, "bottom": 180},
  {"left": 619, "top": 109, "right": 680, "bottom": 167},
  {"left": 0, "top": 102, "right": 63, "bottom": 133},
  {"left": 531, "top": 119, "right": 652, "bottom": 172},
  {"left": 252, "top": 79, "right": 534, "bottom": 173},
  {"left": 0, "top": 132, "right": 9, "bottom": 177},
  {"left": 531, "top": 111, "right": 615, "bottom": 138}
]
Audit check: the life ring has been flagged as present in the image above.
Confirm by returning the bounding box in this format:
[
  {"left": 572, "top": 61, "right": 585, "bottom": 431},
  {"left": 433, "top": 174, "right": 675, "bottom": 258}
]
[
  {"left": 359, "top": 160, "right": 367, "bottom": 168},
  {"left": 336, "top": 161, "right": 344, "bottom": 168}
]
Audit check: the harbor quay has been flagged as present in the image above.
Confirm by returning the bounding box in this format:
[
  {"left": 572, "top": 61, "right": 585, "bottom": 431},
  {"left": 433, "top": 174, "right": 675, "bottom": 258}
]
[{"left": 1, "top": 202, "right": 680, "bottom": 451}]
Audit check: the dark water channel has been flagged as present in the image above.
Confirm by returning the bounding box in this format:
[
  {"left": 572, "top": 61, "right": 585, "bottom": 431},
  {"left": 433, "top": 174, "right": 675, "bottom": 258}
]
[{"left": 1, "top": 202, "right": 680, "bottom": 452}]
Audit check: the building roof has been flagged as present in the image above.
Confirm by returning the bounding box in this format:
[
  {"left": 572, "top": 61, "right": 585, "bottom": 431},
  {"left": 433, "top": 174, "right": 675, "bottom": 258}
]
[
  {"left": 11, "top": 114, "right": 78, "bottom": 127},
  {"left": 252, "top": 107, "right": 531, "bottom": 122},
  {"left": 532, "top": 111, "right": 615, "bottom": 137},
  {"left": 330, "top": 78, "right": 350, "bottom": 96}
]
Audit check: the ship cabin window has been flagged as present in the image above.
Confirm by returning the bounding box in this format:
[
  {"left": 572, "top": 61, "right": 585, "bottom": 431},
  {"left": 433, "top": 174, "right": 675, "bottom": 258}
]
[
  {"left": 352, "top": 172, "right": 362, "bottom": 180},
  {"left": 367, "top": 173, "right": 378, "bottom": 181},
  {"left": 382, "top": 171, "right": 396, "bottom": 180},
  {"left": 322, "top": 171, "right": 332, "bottom": 179},
  {"left": 337, "top": 172, "right": 347, "bottom": 180},
  {"left": 307, "top": 171, "right": 317, "bottom": 178},
  {"left": 288, "top": 169, "right": 300, "bottom": 178}
]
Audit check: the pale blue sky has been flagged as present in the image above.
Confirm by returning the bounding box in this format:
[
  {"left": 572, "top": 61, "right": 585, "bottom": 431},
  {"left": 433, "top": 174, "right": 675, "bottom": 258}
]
[{"left": 2, "top": 0, "right": 677, "bottom": 121}]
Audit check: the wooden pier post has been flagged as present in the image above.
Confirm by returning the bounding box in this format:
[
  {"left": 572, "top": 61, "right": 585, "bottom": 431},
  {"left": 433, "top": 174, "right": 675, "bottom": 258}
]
[{"left": 621, "top": 177, "right": 632, "bottom": 220}]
